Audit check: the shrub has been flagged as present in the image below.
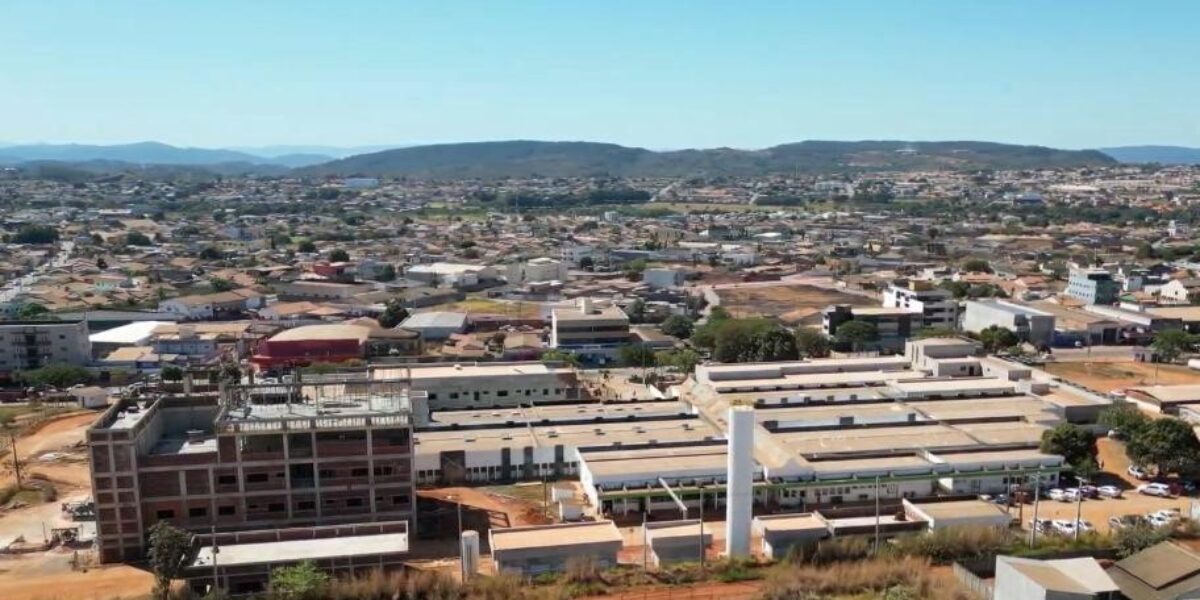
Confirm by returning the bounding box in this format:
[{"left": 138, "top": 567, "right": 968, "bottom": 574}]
[
  {"left": 760, "top": 556, "right": 936, "bottom": 599},
  {"left": 891, "top": 526, "right": 1017, "bottom": 564},
  {"left": 1115, "top": 523, "right": 1171, "bottom": 558}
]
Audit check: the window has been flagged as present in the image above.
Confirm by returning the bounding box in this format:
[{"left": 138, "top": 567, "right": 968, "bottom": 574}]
[
  {"left": 346, "top": 498, "right": 364, "bottom": 507},
  {"left": 319, "top": 469, "right": 335, "bottom": 479},
  {"left": 268, "top": 503, "right": 285, "bottom": 512},
  {"left": 156, "top": 509, "right": 175, "bottom": 520},
  {"left": 188, "top": 507, "right": 207, "bottom": 518},
  {"left": 297, "top": 500, "right": 315, "bottom": 510},
  {"left": 351, "top": 467, "right": 368, "bottom": 477},
  {"left": 428, "top": 393, "right": 438, "bottom": 401},
  {"left": 374, "top": 466, "right": 394, "bottom": 476},
  {"left": 218, "top": 505, "right": 235, "bottom": 516},
  {"left": 392, "top": 494, "right": 409, "bottom": 505},
  {"left": 217, "top": 475, "right": 237, "bottom": 486},
  {"left": 245, "top": 473, "right": 268, "bottom": 483}
]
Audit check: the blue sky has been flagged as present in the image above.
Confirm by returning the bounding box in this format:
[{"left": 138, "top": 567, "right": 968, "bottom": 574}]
[{"left": 2, "top": 1, "right": 1197, "bottom": 150}]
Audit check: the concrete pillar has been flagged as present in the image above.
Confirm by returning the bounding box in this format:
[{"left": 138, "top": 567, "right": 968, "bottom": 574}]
[{"left": 725, "top": 405, "right": 754, "bottom": 558}]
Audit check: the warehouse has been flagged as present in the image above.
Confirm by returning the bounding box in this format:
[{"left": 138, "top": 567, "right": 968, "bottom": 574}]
[{"left": 489, "top": 521, "right": 623, "bottom": 575}]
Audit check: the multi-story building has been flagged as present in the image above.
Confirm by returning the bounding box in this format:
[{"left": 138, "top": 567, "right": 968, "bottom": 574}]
[
  {"left": 883, "top": 281, "right": 960, "bottom": 329},
  {"left": 1066, "top": 268, "right": 1120, "bottom": 305},
  {"left": 0, "top": 319, "right": 91, "bottom": 374},
  {"left": 962, "top": 300, "right": 1056, "bottom": 347},
  {"left": 507, "top": 257, "right": 568, "bottom": 284},
  {"left": 371, "top": 362, "right": 581, "bottom": 414},
  {"left": 821, "top": 305, "right": 923, "bottom": 351},
  {"left": 87, "top": 379, "right": 417, "bottom": 563},
  {"left": 550, "top": 298, "right": 630, "bottom": 363}
]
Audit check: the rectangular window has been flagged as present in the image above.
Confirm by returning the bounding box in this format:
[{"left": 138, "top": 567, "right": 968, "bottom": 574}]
[
  {"left": 297, "top": 500, "right": 315, "bottom": 510},
  {"left": 351, "top": 467, "right": 368, "bottom": 477},
  {"left": 217, "top": 475, "right": 237, "bottom": 485},
  {"left": 346, "top": 498, "right": 364, "bottom": 507},
  {"left": 218, "top": 505, "right": 236, "bottom": 516},
  {"left": 268, "top": 503, "right": 285, "bottom": 512},
  {"left": 188, "top": 507, "right": 207, "bottom": 518},
  {"left": 245, "top": 473, "right": 268, "bottom": 483},
  {"left": 156, "top": 509, "right": 175, "bottom": 520}
]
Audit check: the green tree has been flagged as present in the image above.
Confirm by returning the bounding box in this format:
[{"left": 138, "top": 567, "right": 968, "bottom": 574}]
[
  {"left": 160, "top": 365, "right": 184, "bottom": 382},
  {"left": 147, "top": 521, "right": 191, "bottom": 600},
  {"left": 17, "top": 303, "right": 50, "bottom": 320},
  {"left": 660, "top": 315, "right": 695, "bottom": 339},
  {"left": 376, "top": 264, "right": 397, "bottom": 282},
  {"left": 297, "top": 240, "right": 317, "bottom": 253},
  {"left": 541, "top": 349, "right": 580, "bottom": 367},
  {"left": 961, "top": 258, "right": 992, "bottom": 273},
  {"left": 1114, "top": 523, "right": 1171, "bottom": 558},
  {"left": 795, "top": 328, "right": 831, "bottom": 358},
  {"left": 125, "top": 231, "right": 153, "bottom": 246},
  {"left": 269, "top": 560, "right": 329, "bottom": 600},
  {"left": 618, "top": 344, "right": 657, "bottom": 368},
  {"left": 624, "top": 258, "right": 648, "bottom": 281},
  {"left": 578, "top": 256, "right": 595, "bottom": 270},
  {"left": 978, "top": 325, "right": 1020, "bottom": 353},
  {"left": 752, "top": 328, "right": 800, "bottom": 362},
  {"left": 19, "top": 364, "right": 92, "bottom": 388},
  {"left": 626, "top": 298, "right": 646, "bottom": 324},
  {"left": 658, "top": 348, "right": 702, "bottom": 374},
  {"left": 1152, "top": 329, "right": 1195, "bottom": 364},
  {"left": 1127, "top": 418, "right": 1200, "bottom": 475},
  {"left": 328, "top": 248, "right": 350, "bottom": 262},
  {"left": 834, "top": 320, "right": 879, "bottom": 352},
  {"left": 377, "top": 300, "right": 410, "bottom": 329},
  {"left": 915, "top": 327, "right": 958, "bottom": 339},
  {"left": 12, "top": 224, "right": 59, "bottom": 245},
  {"left": 1099, "top": 404, "right": 1150, "bottom": 437},
  {"left": 1039, "top": 423, "right": 1095, "bottom": 470},
  {"left": 209, "top": 278, "right": 235, "bottom": 292}
]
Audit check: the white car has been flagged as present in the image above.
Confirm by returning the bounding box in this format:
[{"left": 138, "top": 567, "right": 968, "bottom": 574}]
[
  {"left": 1151, "top": 508, "right": 1181, "bottom": 522},
  {"left": 1048, "top": 488, "right": 1067, "bottom": 501},
  {"left": 1138, "top": 483, "right": 1172, "bottom": 498},
  {"left": 1147, "top": 513, "right": 1174, "bottom": 528},
  {"left": 1128, "top": 465, "right": 1151, "bottom": 480},
  {"left": 1097, "top": 485, "right": 1123, "bottom": 499},
  {"left": 1063, "top": 488, "right": 1085, "bottom": 502}
]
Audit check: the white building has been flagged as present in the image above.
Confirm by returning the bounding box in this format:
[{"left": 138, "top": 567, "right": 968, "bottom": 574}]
[
  {"left": 405, "top": 263, "right": 498, "bottom": 288},
  {"left": 962, "top": 300, "right": 1056, "bottom": 346},
  {"left": 994, "top": 555, "right": 1117, "bottom": 600},
  {"left": 507, "top": 257, "right": 568, "bottom": 284},
  {"left": 883, "top": 281, "right": 960, "bottom": 329}
]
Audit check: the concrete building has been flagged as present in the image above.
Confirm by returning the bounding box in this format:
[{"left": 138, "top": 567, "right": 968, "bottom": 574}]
[
  {"left": 643, "top": 268, "right": 686, "bottom": 289},
  {"left": 550, "top": 298, "right": 631, "bottom": 363},
  {"left": 507, "top": 257, "right": 568, "bottom": 284},
  {"left": 372, "top": 362, "right": 582, "bottom": 413},
  {"left": 276, "top": 281, "right": 376, "bottom": 302},
  {"left": 250, "top": 320, "right": 421, "bottom": 370},
  {"left": 645, "top": 520, "right": 710, "bottom": 566},
  {"left": 822, "top": 305, "right": 923, "bottom": 351},
  {"left": 0, "top": 319, "right": 91, "bottom": 375},
  {"left": 489, "top": 521, "right": 622, "bottom": 575},
  {"left": 405, "top": 263, "right": 498, "bottom": 289},
  {"left": 962, "top": 300, "right": 1056, "bottom": 346},
  {"left": 1066, "top": 268, "right": 1120, "bottom": 305},
  {"left": 883, "top": 281, "right": 960, "bottom": 329},
  {"left": 994, "top": 555, "right": 1118, "bottom": 600},
  {"left": 399, "top": 311, "right": 468, "bottom": 341},
  {"left": 87, "top": 379, "right": 417, "bottom": 563},
  {"left": 1108, "top": 541, "right": 1200, "bottom": 600},
  {"left": 159, "top": 289, "right": 265, "bottom": 320},
  {"left": 1159, "top": 278, "right": 1200, "bottom": 305}
]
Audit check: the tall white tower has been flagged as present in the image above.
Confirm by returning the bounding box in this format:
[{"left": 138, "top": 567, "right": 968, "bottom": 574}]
[{"left": 725, "top": 404, "right": 754, "bottom": 557}]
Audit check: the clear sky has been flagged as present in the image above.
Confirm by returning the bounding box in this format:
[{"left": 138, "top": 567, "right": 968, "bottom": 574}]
[{"left": 3, "top": 1, "right": 1198, "bottom": 150}]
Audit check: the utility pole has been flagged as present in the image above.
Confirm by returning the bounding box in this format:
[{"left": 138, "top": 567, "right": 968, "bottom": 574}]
[
  {"left": 1074, "top": 476, "right": 1085, "bottom": 541},
  {"left": 873, "top": 475, "right": 881, "bottom": 554},
  {"left": 1029, "top": 475, "right": 1041, "bottom": 546},
  {"left": 8, "top": 430, "right": 21, "bottom": 490}
]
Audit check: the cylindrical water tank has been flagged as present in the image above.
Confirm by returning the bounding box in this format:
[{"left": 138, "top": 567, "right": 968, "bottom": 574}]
[{"left": 460, "top": 530, "right": 480, "bottom": 581}]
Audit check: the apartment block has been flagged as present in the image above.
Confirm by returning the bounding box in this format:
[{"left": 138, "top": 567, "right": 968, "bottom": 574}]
[
  {"left": 0, "top": 319, "right": 91, "bottom": 374},
  {"left": 1066, "top": 268, "right": 1120, "bottom": 305},
  {"left": 883, "top": 281, "right": 960, "bottom": 329},
  {"left": 87, "top": 379, "right": 417, "bottom": 563},
  {"left": 550, "top": 298, "right": 631, "bottom": 363}
]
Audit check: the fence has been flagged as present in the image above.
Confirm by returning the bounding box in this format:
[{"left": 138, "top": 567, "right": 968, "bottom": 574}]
[{"left": 952, "top": 560, "right": 993, "bottom": 599}]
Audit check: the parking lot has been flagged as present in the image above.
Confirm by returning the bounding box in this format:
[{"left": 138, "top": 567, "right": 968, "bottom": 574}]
[{"left": 1012, "top": 437, "right": 1196, "bottom": 535}]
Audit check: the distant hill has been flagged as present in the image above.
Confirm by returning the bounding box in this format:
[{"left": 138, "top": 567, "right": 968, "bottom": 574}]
[
  {"left": 301, "top": 140, "right": 1117, "bottom": 178},
  {"left": 0, "top": 141, "right": 268, "bottom": 166},
  {"left": 1101, "top": 145, "right": 1200, "bottom": 165}
]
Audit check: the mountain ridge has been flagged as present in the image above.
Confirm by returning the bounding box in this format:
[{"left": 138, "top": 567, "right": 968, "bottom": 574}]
[{"left": 301, "top": 139, "right": 1117, "bottom": 178}]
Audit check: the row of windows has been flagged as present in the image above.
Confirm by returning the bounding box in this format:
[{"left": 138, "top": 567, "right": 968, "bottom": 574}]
[
  {"left": 428, "top": 388, "right": 566, "bottom": 401},
  {"left": 153, "top": 494, "right": 412, "bottom": 521}
]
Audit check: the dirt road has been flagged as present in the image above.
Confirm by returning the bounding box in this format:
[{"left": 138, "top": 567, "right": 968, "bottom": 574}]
[{"left": 0, "top": 564, "right": 154, "bottom": 600}]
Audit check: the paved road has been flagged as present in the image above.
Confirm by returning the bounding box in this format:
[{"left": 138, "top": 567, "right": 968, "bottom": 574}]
[{"left": 0, "top": 240, "right": 74, "bottom": 303}]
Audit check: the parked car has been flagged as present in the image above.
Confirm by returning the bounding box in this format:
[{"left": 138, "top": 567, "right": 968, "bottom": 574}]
[
  {"left": 1128, "top": 465, "right": 1151, "bottom": 480},
  {"left": 1078, "top": 485, "right": 1100, "bottom": 499},
  {"left": 1048, "top": 488, "right": 1067, "bottom": 502},
  {"left": 1097, "top": 485, "right": 1123, "bottom": 499},
  {"left": 1109, "top": 515, "right": 1143, "bottom": 530},
  {"left": 1030, "top": 518, "right": 1053, "bottom": 534},
  {"left": 1138, "top": 483, "right": 1173, "bottom": 498},
  {"left": 1062, "top": 488, "right": 1084, "bottom": 502},
  {"left": 1147, "top": 513, "right": 1174, "bottom": 528}
]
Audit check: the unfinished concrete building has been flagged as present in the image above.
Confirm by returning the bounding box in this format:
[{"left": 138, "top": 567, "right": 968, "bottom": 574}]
[{"left": 88, "top": 378, "right": 418, "bottom": 563}]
